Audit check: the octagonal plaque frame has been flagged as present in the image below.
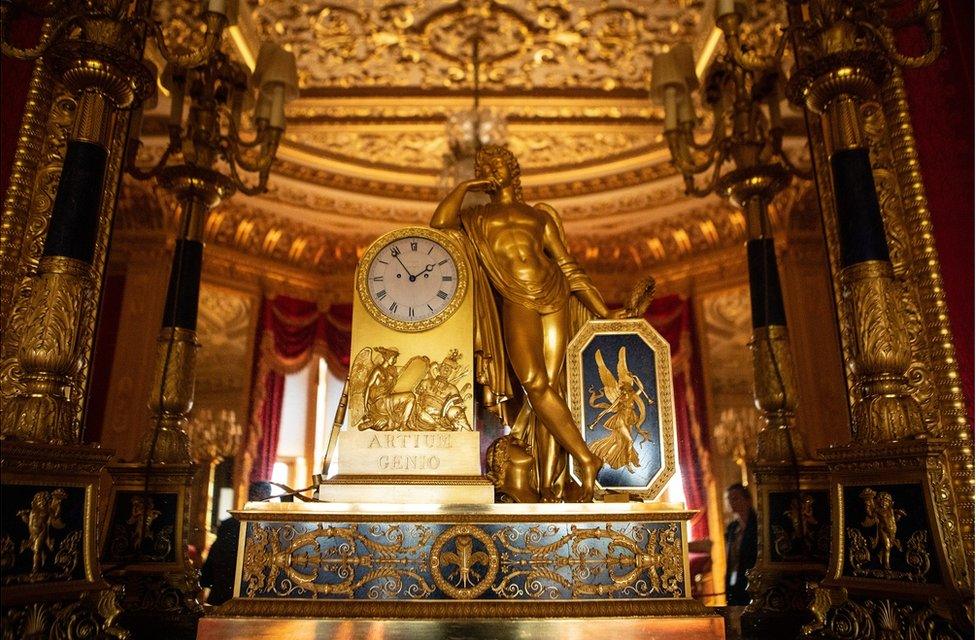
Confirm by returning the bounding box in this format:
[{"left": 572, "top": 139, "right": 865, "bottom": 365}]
[{"left": 566, "top": 319, "right": 677, "bottom": 500}]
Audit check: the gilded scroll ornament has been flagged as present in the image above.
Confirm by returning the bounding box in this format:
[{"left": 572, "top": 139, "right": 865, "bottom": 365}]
[
  {"left": 1, "top": 587, "right": 127, "bottom": 640},
  {"left": 250, "top": 1, "right": 717, "bottom": 92},
  {"left": 236, "top": 516, "right": 690, "bottom": 605},
  {"left": 491, "top": 522, "right": 685, "bottom": 599},
  {"left": 806, "top": 594, "right": 966, "bottom": 640},
  {"left": 349, "top": 347, "right": 472, "bottom": 432},
  {"left": 241, "top": 523, "right": 436, "bottom": 599}
]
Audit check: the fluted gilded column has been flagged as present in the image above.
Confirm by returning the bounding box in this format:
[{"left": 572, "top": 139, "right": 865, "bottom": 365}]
[{"left": 0, "top": 2, "right": 155, "bottom": 444}]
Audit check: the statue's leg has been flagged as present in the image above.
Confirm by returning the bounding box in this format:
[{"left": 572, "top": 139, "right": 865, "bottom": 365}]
[
  {"left": 540, "top": 306, "right": 571, "bottom": 498},
  {"left": 503, "top": 302, "right": 600, "bottom": 501}
]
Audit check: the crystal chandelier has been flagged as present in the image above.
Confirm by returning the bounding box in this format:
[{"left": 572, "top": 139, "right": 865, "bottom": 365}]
[{"left": 439, "top": 27, "right": 507, "bottom": 190}]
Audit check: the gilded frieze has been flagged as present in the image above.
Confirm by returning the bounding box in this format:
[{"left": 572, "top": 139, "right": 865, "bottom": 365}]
[
  {"left": 238, "top": 519, "right": 687, "bottom": 602},
  {"left": 285, "top": 128, "right": 656, "bottom": 174},
  {"left": 249, "top": 1, "right": 706, "bottom": 92}
]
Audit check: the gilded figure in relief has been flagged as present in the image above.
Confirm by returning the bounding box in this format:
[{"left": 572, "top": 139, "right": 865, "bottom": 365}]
[
  {"left": 859, "top": 488, "right": 906, "bottom": 570},
  {"left": 587, "top": 346, "right": 652, "bottom": 472},
  {"left": 432, "top": 145, "right": 632, "bottom": 502},
  {"left": 350, "top": 347, "right": 472, "bottom": 431},
  {"left": 18, "top": 489, "right": 67, "bottom": 576}
]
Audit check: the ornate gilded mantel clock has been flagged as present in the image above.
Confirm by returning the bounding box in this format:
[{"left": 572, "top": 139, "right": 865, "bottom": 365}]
[
  {"left": 317, "top": 226, "right": 494, "bottom": 503},
  {"left": 212, "top": 149, "right": 714, "bottom": 632}
]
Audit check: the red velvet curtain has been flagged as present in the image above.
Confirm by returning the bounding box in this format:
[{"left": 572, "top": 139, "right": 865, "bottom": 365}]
[
  {"left": 645, "top": 294, "right": 713, "bottom": 540},
  {"left": 245, "top": 295, "right": 352, "bottom": 483}
]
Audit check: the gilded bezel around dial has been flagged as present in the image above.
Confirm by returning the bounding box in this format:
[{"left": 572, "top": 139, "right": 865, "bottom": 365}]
[{"left": 355, "top": 226, "right": 469, "bottom": 333}]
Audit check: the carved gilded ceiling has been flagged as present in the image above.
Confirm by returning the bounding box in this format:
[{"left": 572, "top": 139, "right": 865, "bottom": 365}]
[{"left": 137, "top": 0, "right": 793, "bottom": 273}]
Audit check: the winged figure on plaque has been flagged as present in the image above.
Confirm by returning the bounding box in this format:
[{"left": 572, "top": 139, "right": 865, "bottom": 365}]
[
  {"left": 587, "top": 346, "right": 653, "bottom": 472},
  {"left": 349, "top": 347, "right": 429, "bottom": 431}
]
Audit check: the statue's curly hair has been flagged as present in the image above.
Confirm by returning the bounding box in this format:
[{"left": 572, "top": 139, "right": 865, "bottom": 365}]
[{"left": 474, "top": 144, "right": 523, "bottom": 201}]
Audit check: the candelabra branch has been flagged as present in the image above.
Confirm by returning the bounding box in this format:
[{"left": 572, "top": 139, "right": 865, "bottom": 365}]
[
  {"left": 141, "top": 11, "right": 227, "bottom": 70},
  {"left": 0, "top": 12, "right": 80, "bottom": 60},
  {"left": 862, "top": 13, "right": 943, "bottom": 69}
]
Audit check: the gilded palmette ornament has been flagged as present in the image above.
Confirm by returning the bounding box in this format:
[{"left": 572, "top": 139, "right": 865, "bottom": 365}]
[
  {"left": 137, "top": 327, "right": 198, "bottom": 464},
  {"left": 840, "top": 260, "right": 925, "bottom": 442},
  {"left": 1, "top": 257, "right": 92, "bottom": 444}
]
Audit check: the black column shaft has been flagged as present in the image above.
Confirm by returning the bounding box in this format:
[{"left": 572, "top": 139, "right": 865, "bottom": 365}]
[
  {"left": 830, "top": 147, "right": 891, "bottom": 268},
  {"left": 747, "top": 237, "right": 787, "bottom": 329},
  {"left": 161, "top": 238, "right": 203, "bottom": 330},
  {"left": 42, "top": 140, "right": 108, "bottom": 263}
]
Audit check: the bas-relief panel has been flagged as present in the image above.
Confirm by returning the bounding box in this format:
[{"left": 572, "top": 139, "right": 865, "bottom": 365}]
[
  {"left": 193, "top": 284, "right": 255, "bottom": 423},
  {"left": 699, "top": 285, "right": 757, "bottom": 492}
]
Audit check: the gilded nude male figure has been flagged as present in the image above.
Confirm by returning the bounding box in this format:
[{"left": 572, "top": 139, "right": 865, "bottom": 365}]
[{"left": 431, "top": 145, "right": 630, "bottom": 502}]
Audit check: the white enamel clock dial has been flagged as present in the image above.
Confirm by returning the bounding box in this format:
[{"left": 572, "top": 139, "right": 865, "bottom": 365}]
[{"left": 364, "top": 234, "right": 461, "bottom": 329}]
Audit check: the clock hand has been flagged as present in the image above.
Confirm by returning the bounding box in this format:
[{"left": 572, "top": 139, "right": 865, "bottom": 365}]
[{"left": 393, "top": 254, "right": 417, "bottom": 280}]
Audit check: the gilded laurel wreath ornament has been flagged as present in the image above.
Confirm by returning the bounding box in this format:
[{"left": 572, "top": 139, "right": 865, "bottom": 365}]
[{"left": 431, "top": 526, "right": 499, "bottom": 600}]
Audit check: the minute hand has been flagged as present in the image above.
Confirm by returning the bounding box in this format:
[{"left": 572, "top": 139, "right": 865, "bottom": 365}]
[{"left": 394, "top": 254, "right": 417, "bottom": 279}]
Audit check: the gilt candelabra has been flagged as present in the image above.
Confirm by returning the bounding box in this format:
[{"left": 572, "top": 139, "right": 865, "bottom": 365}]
[
  {"left": 652, "top": 14, "right": 808, "bottom": 464},
  {"left": 127, "top": 21, "right": 297, "bottom": 465}
]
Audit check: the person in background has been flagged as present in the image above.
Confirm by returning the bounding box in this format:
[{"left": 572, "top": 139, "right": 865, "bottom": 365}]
[
  {"left": 200, "top": 481, "right": 273, "bottom": 606},
  {"left": 724, "top": 482, "right": 758, "bottom": 606}
]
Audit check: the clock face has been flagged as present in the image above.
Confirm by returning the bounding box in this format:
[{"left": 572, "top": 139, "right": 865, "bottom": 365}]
[{"left": 361, "top": 232, "right": 465, "bottom": 331}]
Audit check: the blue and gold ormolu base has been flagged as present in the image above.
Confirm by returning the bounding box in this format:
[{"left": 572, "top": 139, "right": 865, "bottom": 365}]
[{"left": 217, "top": 502, "right": 711, "bottom": 618}]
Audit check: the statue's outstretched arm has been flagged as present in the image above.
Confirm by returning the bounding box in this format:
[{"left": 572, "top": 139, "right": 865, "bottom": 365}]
[{"left": 431, "top": 178, "right": 494, "bottom": 229}]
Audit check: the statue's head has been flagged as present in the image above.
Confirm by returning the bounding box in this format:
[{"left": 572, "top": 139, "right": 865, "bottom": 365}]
[{"left": 475, "top": 145, "right": 522, "bottom": 200}]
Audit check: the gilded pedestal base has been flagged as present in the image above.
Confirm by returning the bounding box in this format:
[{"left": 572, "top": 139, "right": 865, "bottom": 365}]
[
  {"left": 217, "top": 502, "right": 713, "bottom": 619},
  {"left": 742, "top": 460, "right": 831, "bottom": 638},
  {"left": 804, "top": 438, "right": 973, "bottom": 638},
  {"left": 102, "top": 463, "right": 202, "bottom": 640},
  {"left": 0, "top": 440, "right": 124, "bottom": 638}
]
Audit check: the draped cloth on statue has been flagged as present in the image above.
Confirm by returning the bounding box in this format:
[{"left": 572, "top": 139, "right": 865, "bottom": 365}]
[{"left": 244, "top": 296, "right": 352, "bottom": 484}]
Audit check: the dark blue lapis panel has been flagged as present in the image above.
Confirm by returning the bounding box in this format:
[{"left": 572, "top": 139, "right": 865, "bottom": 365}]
[
  {"left": 237, "top": 519, "right": 686, "bottom": 602},
  {"left": 580, "top": 333, "right": 662, "bottom": 491}
]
